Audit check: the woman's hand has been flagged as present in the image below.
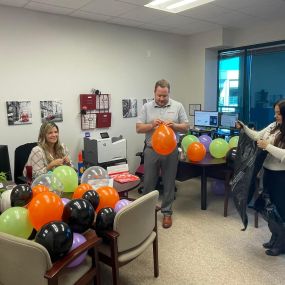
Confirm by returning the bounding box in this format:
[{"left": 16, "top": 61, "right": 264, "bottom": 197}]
[
  {"left": 48, "top": 158, "right": 65, "bottom": 170},
  {"left": 257, "top": 139, "right": 269, "bottom": 150},
  {"left": 63, "top": 155, "right": 71, "bottom": 165}
]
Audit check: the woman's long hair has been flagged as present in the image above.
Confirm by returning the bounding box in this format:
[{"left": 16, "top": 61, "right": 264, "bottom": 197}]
[
  {"left": 271, "top": 100, "right": 285, "bottom": 148},
  {"left": 38, "top": 122, "right": 65, "bottom": 163}
]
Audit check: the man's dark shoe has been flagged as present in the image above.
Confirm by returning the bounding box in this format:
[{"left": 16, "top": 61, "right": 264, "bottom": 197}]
[
  {"left": 265, "top": 248, "right": 284, "bottom": 256},
  {"left": 162, "top": 215, "right": 172, "bottom": 229},
  {"left": 263, "top": 234, "right": 277, "bottom": 249}
]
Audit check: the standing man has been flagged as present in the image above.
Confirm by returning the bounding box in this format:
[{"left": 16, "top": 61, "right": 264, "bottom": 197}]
[{"left": 136, "top": 79, "right": 189, "bottom": 228}]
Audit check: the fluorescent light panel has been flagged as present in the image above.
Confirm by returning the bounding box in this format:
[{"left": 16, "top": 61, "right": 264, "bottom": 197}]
[{"left": 145, "top": 0, "right": 215, "bottom": 13}]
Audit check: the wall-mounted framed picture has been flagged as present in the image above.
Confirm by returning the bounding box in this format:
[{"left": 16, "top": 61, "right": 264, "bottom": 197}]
[{"left": 189, "top": 104, "right": 201, "bottom": 116}]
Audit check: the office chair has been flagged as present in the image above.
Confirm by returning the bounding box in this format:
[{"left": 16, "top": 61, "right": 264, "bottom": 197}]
[
  {"left": 14, "top": 142, "right": 37, "bottom": 184},
  {"left": 97, "top": 190, "right": 159, "bottom": 285},
  {"left": 0, "top": 229, "right": 101, "bottom": 285},
  {"left": 0, "top": 145, "right": 12, "bottom": 181}
]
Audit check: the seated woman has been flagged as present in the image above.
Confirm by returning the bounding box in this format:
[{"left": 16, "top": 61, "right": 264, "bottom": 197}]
[{"left": 24, "top": 121, "right": 73, "bottom": 179}]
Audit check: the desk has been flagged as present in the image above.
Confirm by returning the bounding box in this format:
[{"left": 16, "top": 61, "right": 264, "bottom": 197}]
[{"left": 176, "top": 153, "right": 231, "bottom": 210}]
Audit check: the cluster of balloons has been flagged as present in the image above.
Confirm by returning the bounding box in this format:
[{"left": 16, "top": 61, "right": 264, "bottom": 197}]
[
  {"left": 0, "top": 165, "right": 133, "bottom": 265},
  {"left": 181, "top": 133, "right": 239, "bottom": 161},
  {"left": 181, "top": 134, "right": 207, "bottom": 162}
]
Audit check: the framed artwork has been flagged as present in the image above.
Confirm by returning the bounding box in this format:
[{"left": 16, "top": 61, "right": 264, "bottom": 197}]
[
  {"left": 189, "top": 104, "right": 201, "bottom": 116},
  {"left": 40, "top": 100, "right": 63, "bottom": 123},
  {"left": 6, "top": 101, "right": 32, "bottom": 125},
  {"left": 122, "top": 99, "right": 137, "bottom": 118}
]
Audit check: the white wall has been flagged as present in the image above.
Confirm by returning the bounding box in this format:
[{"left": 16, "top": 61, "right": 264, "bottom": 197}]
[{"left": 0, "top": 6, "right": 189, "bottom": 175}]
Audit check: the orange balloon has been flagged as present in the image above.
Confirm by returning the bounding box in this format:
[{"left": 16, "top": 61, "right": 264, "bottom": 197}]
[
  {"left": 28, "top": 192, "right": 64, "bottom": 230},
  {"left": 152, "top": 124, "right": 177, "bottom": 155},
  {"left": 32, "top": 184, "right": 50, "bottom": 197},
  {"left": 72, "top": 183, "right": 93, "bottom": 199},
  {"left": 95, "top": 186, "right": 119, "bottom": 213},
  {"left": 187, "top": 142, "right": 206, "bottom": 162}
]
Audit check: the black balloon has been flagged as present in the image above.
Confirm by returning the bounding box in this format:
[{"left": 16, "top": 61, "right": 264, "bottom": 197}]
[
  {"left": 10, "top": 184, "right": 33, "bottom": 207},
  {"left": 82, "top": 190, "right": 100, "bottom": 211},
  {"left": 35, "top": 221, "right": 73, "bottom": 262},
  {"left": 62, "top": 198, "right": 95, "bottom": 233},
  {"left": 226, "top": 147, "right": 237, "bottom": 169},
  {"left": 95, "top": 207, "right": 116, "bottom": 237}
]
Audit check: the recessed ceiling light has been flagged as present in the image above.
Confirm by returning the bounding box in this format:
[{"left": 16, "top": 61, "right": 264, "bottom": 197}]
[{"left": 145, "top": 0, "right": 215, "bottom": 13}]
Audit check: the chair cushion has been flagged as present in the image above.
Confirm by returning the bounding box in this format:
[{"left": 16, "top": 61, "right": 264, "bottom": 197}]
[{"left": 98, "top": 231, "right": 156, "bottom": 264}]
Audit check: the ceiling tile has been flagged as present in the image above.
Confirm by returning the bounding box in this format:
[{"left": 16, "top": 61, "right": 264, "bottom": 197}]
[
  {"left": 150, "top": 14, "right": 196, "bottom": 29},
  {"left": 115, "top": 0, "right": 149, "bottom": 6},
  {"left": 0, "top": 0, "right": 28, "bottom": 7},
  {"left": 70, "top": 10, "right": 112, "bottom": 22},
  {"left": 210, "top": 11, "right": 262, "bottom": 28},
  {"left": 29, "top": 0, "right": 92, "bottom": 9},
  {"left": 25, "top": 1, "right": 74, "bottom": 15},
  {"left": 214, "top": 0, "right": 272, "bottom": 10},
  {"left": 118, "top": 5, "right": 167, "bottom": 22},
  {"left": 180, "top": 3, "right": 231, "bottom": 21},
  {"left": 80, "top": 0, "right": 135, "bottom": 17},
  {"left": 237, "top": 2, "right": 285, "bottom": 20},
  {"left": 107, "top": 16, "right": 144, "bottom": 27}
]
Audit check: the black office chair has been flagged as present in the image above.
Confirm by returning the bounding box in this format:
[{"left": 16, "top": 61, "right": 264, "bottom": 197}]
[
  {"left": 14, "top": 142, "right": 37, "bottom": 184},
  {"left": 0, "top": 145, "right": 12, "bottom": 181}
]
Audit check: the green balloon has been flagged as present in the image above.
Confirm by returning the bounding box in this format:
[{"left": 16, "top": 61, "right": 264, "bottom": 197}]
[
  {"left": 229, "top": 136, "right": 239, "bottom": 148},
  {"left": 0, "top": 207, "right": 33, "bottom": 239},
  {"left": 181, "top": 135, "right": 199, "bottom": 152},
  {"left": 53, "top": 165, "right": 78, "bottom": 193},
  {"left": 209, "top": 138, "right": 229, "bottom": 158}
]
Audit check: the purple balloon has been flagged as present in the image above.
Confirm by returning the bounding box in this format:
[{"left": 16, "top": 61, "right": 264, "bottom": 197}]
[
  {"left": 61, "top": 198, "right": 70, "bottom": 206},
  {"left": 67, "top": 233, "right": 87, "bottom": 268},
  {"left": 199, "top": 135, "right": 212, "bottom": 152},
  {"left": 211, "top": 179, "right": 225, "bottom": 195},
  {"left": 114, "top": 199, "right": 131, "bottom": 213}
]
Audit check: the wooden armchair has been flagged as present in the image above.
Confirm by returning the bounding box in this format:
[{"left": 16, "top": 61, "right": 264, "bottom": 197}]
[
  {"left": 0, "top": 230, "right": 101, "bottom": 285},
  {"left": 97, "top": 190, "right": 159, "bottom": 285}
]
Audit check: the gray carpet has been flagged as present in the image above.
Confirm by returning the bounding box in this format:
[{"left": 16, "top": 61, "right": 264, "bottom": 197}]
[{"left": 100, "top": 178, "right": 285, "bottom": 284}]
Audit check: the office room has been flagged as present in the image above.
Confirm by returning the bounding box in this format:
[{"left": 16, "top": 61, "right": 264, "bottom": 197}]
[{"left": 0, "top": 0, "right": 285, "bottom": 284}]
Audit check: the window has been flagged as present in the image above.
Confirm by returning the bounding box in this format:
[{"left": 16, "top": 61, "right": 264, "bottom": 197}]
[{"left": 218, "top": 41, "right": 285, "bottom": 129}]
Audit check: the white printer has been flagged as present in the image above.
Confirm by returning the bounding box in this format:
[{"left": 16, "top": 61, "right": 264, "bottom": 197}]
[{"left": 84, "top": 135, "right": 127, "bottom": 166}]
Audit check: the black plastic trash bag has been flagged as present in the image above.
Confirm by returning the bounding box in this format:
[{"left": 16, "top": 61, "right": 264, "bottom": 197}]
[{"left": 230, "top": 130, "right": 267, "bottom": 230}]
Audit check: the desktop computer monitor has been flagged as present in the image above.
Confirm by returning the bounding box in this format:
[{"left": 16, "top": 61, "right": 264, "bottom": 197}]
[
  {"left": 219, "top": 113, "right": 238, "bottom": 129},
  {"left": 194, "top": 111, "right": 219, "bottom": 128}
]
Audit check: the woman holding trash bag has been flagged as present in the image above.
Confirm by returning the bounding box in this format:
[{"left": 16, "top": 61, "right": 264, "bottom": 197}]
[{"left": 236, "top": 99, "right": 285, "bottom": 256}]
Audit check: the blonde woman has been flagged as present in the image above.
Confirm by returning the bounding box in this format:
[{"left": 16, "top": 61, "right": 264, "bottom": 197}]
[{"left": 24, "top": 122, "right": 73, "bottom": 179}]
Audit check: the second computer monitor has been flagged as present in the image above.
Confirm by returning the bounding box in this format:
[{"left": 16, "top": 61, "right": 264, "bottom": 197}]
[
  {"left": 219, "top": 113, "right": 238, "bottom": 128},
  {"left": 194, "top": 111, "right": 219, "bottom": 128}
]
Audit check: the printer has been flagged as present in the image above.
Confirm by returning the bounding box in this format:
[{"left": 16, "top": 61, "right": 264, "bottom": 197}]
[{"left": 84, "top": 136, "right": 127, "bottom": 166}]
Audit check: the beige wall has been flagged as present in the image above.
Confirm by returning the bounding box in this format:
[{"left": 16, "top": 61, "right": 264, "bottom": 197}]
[{"left": 0, "top": 5, "right": 189, "bottom": 174}]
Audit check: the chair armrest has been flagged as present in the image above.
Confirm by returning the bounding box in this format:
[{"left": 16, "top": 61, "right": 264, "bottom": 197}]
[
  {"left": 101, "top": 230, "right": 120, "bottom": 241},
  {"left": 44, "top": 230, "right": 101, "bottom": 280}
]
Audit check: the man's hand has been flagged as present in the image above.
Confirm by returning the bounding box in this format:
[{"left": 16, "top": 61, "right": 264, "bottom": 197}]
[
  {"left": 164, "top": 120, "right": 175, "bottom": 129},
  {"left": 152, "top": 119, "right": 164, "bottom": 129},
  {"left": 257, "top": 139, "right": 269, "bottom": 150}
]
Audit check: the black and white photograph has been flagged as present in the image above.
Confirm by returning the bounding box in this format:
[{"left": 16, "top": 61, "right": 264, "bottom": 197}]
[
  {"left": 40, "top": 100, "right": 63, "bottom": 123},
  {"left": 142, "top": 98, "right": 154, "bottom": 105},
  {"left": 122, "top": 99, "right": 137, "bottom": 118},
  {"left": 189, "top": 103, "right": 201, "bottom": 116},
  {"left": 6, "top": 101, "right": 32, "bottom": 125}
]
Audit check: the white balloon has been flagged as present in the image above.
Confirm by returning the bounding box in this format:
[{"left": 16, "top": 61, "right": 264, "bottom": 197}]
[
  {"left": 0, "top": 190, "right": 12, "bottom": 213},
  {"left": 31, "top": 173, "right": 64, "bottom": 196},
  {"left": 81, "top": 166, "right": 109, "bottom": 190}
]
